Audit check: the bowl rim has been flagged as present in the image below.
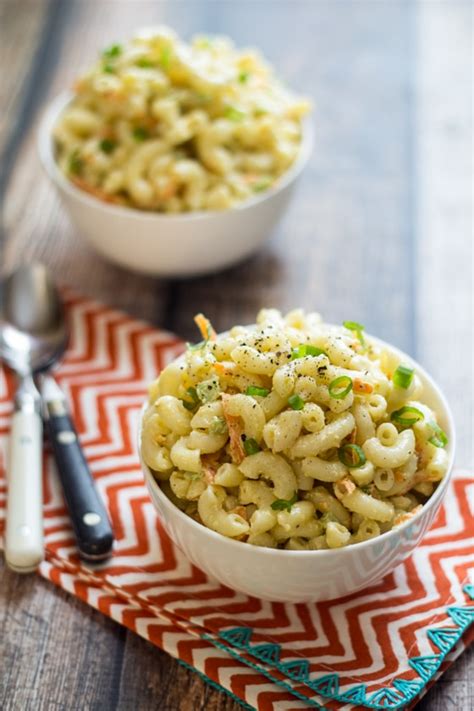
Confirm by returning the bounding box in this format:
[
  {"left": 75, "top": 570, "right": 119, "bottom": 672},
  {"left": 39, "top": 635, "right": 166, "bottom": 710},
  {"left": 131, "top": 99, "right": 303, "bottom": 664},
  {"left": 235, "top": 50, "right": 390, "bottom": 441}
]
[
  {"left": 37, "top": 91, "right": 314, "bottom": 221},
  {"left": 139, "top": 328, "right": 457, "bottom": 558}
]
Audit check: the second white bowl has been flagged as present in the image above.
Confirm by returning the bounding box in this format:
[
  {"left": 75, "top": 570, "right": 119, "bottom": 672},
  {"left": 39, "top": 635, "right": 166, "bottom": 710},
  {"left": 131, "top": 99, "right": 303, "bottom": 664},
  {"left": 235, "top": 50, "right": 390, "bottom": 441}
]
[{"left": 38, "top": 93, "right": 313, "bottom": 278}]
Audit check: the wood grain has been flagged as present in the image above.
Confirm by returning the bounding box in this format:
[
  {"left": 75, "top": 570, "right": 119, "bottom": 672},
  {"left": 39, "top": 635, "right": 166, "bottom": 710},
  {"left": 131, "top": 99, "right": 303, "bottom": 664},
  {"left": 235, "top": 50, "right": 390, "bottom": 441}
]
[{"left": 0, "top": 1, "right": 472, "bottom": 710}]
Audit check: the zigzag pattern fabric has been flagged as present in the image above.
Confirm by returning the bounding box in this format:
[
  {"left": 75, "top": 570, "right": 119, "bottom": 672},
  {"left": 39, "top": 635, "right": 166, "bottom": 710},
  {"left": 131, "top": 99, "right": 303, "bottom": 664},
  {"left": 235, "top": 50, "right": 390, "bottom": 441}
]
[{"left": 0, "top": 293, "right": 472, "bottom": 711}]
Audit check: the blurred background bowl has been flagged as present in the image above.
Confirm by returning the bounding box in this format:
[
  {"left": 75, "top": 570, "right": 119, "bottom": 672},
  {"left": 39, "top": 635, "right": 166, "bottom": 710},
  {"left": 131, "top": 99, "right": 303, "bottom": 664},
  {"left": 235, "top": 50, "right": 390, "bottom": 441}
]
[{"left": 38, "top": 93, "right": 313, "bottom": 278}]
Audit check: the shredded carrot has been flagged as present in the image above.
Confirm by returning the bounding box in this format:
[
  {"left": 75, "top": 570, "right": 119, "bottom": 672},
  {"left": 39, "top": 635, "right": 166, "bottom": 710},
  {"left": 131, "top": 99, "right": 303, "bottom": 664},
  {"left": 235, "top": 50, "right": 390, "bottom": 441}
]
[
  {"left": 353, "top": 379, "right": 374, "bottom": 395},
  {"left": 213, "top": 362, "right": 227, "bottom": 374},
  {"left": 221, "top": 393, "right": 245, "bottom": 464},
  {"left": 201, "top": 453, "right": 221, "bottom": 485},
  {"left": 394, "top": 505, "right": 422, "bottom": 527},
  {"left": 213, "top": 361, "right": 236, "bottom": 375},
  {"left": 194, "top": 313, "right": 217, "bottom": 342},
  {"left": 232, "top": 506, "right": 247, "bottom": 520},
  {"left": 337, "top": 477, "right": 356, "bottom": 497},
  {"left": 234, "top": 532, "right": 249, "bottom": 542},
  {"left": 71, "top": 177, "right": 124, "bottom": 205},
  {"left": 349, "top": 427, "right": 357, "bottom": 444},
  {"left": 159, "top": 181, "right": 177, "bottom": 201}
]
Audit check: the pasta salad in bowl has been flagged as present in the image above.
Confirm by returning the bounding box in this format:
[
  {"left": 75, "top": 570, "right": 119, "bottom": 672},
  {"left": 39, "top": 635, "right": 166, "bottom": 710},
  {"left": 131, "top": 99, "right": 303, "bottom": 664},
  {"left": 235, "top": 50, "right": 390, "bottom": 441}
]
[
  {"left": 53, "top": 26, "right": 310, "bottom": 212},
  {"left": 38, "top": 27, "right": 312, "bottom": 276},
  {"left": 139, "top": 309, "right": 455, "bottom": 602}
]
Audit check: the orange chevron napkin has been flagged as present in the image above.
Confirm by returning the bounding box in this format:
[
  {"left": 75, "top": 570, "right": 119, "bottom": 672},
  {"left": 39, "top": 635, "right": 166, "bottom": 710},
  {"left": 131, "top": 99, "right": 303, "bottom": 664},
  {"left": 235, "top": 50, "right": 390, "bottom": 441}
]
[{"left": 1, "top": 293, "right": 473, "bottom": 711}]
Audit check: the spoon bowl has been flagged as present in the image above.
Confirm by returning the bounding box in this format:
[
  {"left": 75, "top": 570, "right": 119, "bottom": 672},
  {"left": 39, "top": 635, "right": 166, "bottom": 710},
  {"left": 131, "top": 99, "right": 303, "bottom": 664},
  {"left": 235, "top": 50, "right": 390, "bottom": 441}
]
[{"left": 0, "top": 264, "right": 68, "bottom": 375}]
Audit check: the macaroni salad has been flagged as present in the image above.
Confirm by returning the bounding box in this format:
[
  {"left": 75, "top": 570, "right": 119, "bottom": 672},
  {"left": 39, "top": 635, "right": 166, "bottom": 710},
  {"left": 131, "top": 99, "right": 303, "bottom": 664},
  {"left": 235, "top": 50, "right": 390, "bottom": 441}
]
[
  {"left": 141, "top": 310, "right": 449, "bottom": 549},
  {"left": 54, "top": 27, "right": 311, "bottom": 212}
]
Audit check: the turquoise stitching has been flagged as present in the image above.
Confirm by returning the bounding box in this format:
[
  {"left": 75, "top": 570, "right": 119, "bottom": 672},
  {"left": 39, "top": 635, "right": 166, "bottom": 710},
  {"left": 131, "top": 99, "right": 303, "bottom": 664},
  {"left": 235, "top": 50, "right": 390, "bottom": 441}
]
[
  {"left": 208, "top": 584, "right": 473, "bottom": 710},
  {"left": 177, "top": 658, "right": 256, "bottom": 711},
  {"left": 202, "top": 634, "right": 327, "bottom": 710}
]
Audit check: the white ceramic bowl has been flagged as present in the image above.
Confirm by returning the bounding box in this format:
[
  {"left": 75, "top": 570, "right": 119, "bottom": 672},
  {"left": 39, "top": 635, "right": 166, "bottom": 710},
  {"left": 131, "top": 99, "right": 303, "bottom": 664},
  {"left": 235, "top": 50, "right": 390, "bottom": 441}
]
[
  {"left": 139, "top": 333, "right": 455, "bottom": 603},
  {"left": 38, "top": 93, "right": 313, "bottom": 278}
]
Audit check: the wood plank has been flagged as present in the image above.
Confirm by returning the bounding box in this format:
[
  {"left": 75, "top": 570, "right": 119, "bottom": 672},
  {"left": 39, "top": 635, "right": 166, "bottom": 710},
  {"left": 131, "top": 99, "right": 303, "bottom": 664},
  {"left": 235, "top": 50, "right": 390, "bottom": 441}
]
[
  {"left": 0, "top": 561, "right": 127, "bottom": 710},
  {"left": 413, "top": 2, "right": 473, "bottom": 706},
  {"left": 414, "top": 0, "right": 473, "bottom": 467},
  {"left": 0, "top": 0, "right": 51, "bottom": 180},
  {"left": 166, "top": 0, "right": 417, "bottom": 353}
]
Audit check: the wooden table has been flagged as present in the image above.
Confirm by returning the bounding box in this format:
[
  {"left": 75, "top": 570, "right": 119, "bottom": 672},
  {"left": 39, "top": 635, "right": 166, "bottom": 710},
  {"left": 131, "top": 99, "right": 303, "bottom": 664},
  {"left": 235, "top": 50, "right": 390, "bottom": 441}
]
[{"left": 1, "top": 1, "right": 472, "bottom": 709}]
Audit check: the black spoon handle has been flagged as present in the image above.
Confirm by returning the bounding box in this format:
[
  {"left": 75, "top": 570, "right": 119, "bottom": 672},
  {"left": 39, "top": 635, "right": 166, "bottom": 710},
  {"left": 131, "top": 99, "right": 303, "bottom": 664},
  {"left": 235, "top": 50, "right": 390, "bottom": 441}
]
[{"left": 45, "top": 408, "right": 114, "bottom": 561}]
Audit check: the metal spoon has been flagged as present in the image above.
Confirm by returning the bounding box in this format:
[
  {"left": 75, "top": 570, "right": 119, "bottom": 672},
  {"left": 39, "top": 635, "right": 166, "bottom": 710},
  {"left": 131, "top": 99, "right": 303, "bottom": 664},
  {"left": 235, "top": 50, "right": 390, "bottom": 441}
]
[
  {"left": 0, "top": 263, "right": 62, "bottom": 571},
  {"left": 1, "top": 264, "right": 114, "bottom": 570}
]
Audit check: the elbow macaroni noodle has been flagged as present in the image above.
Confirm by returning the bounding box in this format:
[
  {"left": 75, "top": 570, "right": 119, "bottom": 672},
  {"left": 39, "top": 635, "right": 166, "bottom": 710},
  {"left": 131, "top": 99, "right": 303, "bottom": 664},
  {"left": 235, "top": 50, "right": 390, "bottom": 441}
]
[
  {"left": 141, "top": 309, "right": 450, "bottom": 548},
  {"left": 54, "top": 26, "right": 311, "bottom": 213}
]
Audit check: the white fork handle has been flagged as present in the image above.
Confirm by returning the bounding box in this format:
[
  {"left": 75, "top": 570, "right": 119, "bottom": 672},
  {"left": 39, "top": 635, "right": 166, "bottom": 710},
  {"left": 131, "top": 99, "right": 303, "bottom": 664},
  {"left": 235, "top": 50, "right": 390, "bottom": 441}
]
[{"left": 5, "top": 410, "right": 44, "bottom": 572}]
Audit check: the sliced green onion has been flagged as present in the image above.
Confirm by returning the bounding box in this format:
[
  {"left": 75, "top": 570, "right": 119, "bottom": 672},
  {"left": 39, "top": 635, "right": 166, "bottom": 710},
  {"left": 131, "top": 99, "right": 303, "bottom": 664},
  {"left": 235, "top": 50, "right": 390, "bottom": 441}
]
[
  {"left": 159, "top": 46, "right": 172, "bottom": 69},
  {"left": 343, "top": 320, "right": 366, "bottom": 346},
  {"left": 133, "top": 126, "right": 149, "bottom": 141},
  {"left": 224, "top": 106, "right": 246, "bottom": 122},
  {"left": 291, "top": 344, "right": 327, "bottom": 360},
  {"left": 338, "top": 444, "right": 366, "bottom": 468},
  {"left": 238, "top": 70, "right": 250, "bottom": 83},
  {"left": 209, "top": 416, "right": 228, "bottom": 435},
  {"left": 186, "top": 340, "right": 206, "bottom": 352},
  {"left": 390, "top": 406, "right": 424, "bottom": 427},
  {"left": 288, "top": 394, "right": 304, "bottom": 410},
  {"left": 252, "top": 178, "right": 272, "bottom": 193},
  {"left": 99, "top": 138, "right": 117, "bottom": 154},
  {"left": 428, "top": 421, "right": 448, "bottom": 448},
  {"left": 103, "top": 43, "right": 122, "bottom": 59},
  {"left": 393, "top": 364, "right": 414, "bottom": 389},
  {"left": 245, "top": 386, "right": 270, "bottom": 398},
  {"left": 188, "top": 472, "right": 204, "bottom": 481},
  {"left": 102, "top": 63, "right": 115, "bottom": 74},
  {"left": 68, "top": 149, "right": 84, "bottom": 175},
  {"left": 181, "top": 387, "right": 199, "bottom": 411},
  {"left": 196, "top": 377, "right": 220, "bottom": 404},
  {"left": 136, "top": 58, "right": 154, "bottom": 68},
  {"left": 271, "top": 492, "right": 298, "bottom": 511},
  {"left": 328, "top": 375, "right": 353, "bottom": 400},
  {"left": 243, "top": 437, "right": 261, "bottom": 455}
]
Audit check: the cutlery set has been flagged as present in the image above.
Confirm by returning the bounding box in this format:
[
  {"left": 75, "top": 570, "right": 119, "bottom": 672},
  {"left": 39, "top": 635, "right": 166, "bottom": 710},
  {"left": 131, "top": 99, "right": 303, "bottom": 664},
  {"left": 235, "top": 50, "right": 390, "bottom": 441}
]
[{"left": 0, "top": 263, "right": 114, "bottom": 572}]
